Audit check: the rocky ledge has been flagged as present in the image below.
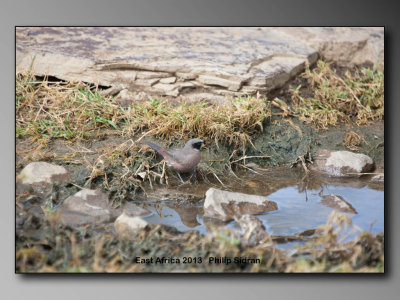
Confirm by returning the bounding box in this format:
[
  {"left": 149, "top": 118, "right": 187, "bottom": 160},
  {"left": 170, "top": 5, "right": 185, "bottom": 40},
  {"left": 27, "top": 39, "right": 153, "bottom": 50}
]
[{"left": 16, "top": 27, "right": 383, "bottom": 106}]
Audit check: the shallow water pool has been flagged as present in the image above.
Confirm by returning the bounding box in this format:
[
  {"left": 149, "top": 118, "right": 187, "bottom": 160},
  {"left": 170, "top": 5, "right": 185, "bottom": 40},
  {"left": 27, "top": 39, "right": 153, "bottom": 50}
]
[{"left": 131, "top": 168, "right": 384, "bottom": 249}]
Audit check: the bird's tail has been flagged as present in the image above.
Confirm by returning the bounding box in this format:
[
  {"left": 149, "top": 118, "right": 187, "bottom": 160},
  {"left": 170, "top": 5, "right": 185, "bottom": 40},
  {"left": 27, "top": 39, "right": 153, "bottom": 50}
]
[
  {"left": 143, "top": 141, "right": 168, "bottom": 158},
  {"left": 143, "top": 141, "right": 162, "bottom": 152}
]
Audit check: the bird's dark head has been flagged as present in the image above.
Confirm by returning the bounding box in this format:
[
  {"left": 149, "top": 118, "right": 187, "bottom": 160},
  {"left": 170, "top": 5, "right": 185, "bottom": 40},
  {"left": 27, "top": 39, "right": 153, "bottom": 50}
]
[{"left": 185, "top": 138, "right": 205, "bottom": 150}]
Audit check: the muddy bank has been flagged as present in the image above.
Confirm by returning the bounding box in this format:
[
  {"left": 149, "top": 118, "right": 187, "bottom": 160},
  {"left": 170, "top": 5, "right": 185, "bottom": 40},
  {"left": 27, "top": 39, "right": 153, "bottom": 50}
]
[
  {"left": 16, "top": 116, "right": 384, "bottom": 182},
  {"left": 251, "top": 116, "right": 384, "bottom": 169}
]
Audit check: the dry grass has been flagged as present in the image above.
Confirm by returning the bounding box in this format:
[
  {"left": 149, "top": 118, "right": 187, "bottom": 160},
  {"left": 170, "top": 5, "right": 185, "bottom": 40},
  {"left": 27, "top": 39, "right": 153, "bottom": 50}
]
[
  {"left": 16, "top": 210, "right": 383, "bottom": 273},
  {"left": 16, "top": 70, "right": 271, "bottom": 151},
  {"left": 273, "top": 60, "right": 384, "bottom": 129},
  {"left": 125, "top": 96, "right": 269, "bottom": 151},
  {"left": 83, "top": 139, "right": 172, "bottom": 203},
  {"left": 16, "top": 74, "right": 121, "bottom": 141},
  {"left": 343, "top": 131, "right": 365, "bottom": 151},
  {"left": 287, "top": 211, "right": 384, "bottom": 272}
]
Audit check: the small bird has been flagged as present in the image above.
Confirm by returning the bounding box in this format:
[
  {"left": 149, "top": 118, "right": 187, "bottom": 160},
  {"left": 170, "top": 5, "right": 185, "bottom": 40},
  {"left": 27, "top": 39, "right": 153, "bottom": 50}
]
[{"left": 143, "top": 138, "right": 205, "bottom": 183}]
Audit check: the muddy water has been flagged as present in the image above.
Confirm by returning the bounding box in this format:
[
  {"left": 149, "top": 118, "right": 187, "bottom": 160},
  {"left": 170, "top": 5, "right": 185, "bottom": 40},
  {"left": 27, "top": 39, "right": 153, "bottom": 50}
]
[{"left": 131, "top": 168, "right": 384, "bottom": 249}]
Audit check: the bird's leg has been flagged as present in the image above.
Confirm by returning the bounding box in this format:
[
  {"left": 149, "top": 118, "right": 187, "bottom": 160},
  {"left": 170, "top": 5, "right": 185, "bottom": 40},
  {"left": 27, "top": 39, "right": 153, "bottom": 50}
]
[
  {"left": 176, "top": 171, "right": 185, "bottom": 184},
  {"left": 188, "top": 169, "right": 197, "bottom": 183}
]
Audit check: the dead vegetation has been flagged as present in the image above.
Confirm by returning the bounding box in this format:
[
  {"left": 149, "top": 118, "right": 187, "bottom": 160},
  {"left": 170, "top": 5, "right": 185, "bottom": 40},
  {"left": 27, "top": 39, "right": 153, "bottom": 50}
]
[
  {"left": 16, "top": 69, "right": 270, "bottom": 152},
  {"left": 273, "top": 60, "right": 384, "bottom": 129},
  {"left": 16, "top": 210, "right": 383, "bottom": 273},
  {"left": 343, "top": 131, "right": 365, "bottom": 151}
]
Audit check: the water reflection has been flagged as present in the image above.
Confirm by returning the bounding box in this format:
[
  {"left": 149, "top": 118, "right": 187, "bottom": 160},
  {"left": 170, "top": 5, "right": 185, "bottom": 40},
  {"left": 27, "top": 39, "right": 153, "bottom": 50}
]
[{"left": 135, "top": 168, "right": 384, "bottom": 247}]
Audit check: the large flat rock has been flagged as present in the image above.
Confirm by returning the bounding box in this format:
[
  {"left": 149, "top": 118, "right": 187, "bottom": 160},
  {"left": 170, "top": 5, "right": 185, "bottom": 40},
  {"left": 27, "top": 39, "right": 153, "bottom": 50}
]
[
  {"left": 16, "top": 27, "right": 318, "bottom": 105},
  {"left": 16, "top": 27, "right": 383, "bottom": 106}
]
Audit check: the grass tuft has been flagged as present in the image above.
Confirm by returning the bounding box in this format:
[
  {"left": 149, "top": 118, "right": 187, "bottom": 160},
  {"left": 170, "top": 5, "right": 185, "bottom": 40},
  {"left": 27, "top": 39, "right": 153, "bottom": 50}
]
[{"left": 273, "top": 60, "right": 384, "bottom": 129}]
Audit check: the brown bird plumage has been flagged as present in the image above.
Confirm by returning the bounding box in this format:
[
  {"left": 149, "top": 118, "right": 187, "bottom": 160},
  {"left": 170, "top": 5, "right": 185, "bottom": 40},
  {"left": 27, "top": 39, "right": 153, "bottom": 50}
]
[{"left": 143, "top": 138, "right": 205, "bottom": 183}]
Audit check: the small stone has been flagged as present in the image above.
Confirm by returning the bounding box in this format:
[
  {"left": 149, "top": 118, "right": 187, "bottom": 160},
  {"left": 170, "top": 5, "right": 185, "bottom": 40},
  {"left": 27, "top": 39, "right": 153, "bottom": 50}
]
[
  {"left": 16, "top": 162, "right": 70, "bottom": 197},
  {"left": 321, "top": 194, "right": 357, "bottom": 214},
  {"left": 204, "top": 188, "right": 278, "bottom": 221},
  {"left": 310, "top": 149, "right": 375, "bottom": 177},
  {"left": 59, "top": 189, "right": 112, "bottom": 225},
  {"left": 114, "top": 212, "right": 149, "bottom": 237},
  {"left": 17, "top": 162, "right": 70, "bottom": 185},
  {"left": 371, "top": 174, "right": 384, "bottom": 182}
]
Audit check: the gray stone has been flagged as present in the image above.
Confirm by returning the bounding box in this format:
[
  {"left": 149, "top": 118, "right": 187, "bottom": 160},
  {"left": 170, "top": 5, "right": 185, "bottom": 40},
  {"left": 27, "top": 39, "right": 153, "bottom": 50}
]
[
  {"left": 371, "top": 174, "right": 384, "bottom": 182},
  {"left": 59, "top": 189, "right": 112, "bottom": 225},
  {"left": 17, "top": 162, "right": 70, "bottom": 185},
  {"left": 16, "top": 162, "right": 70, "bottom": 197},
  {"left": 17, "top": 27, "right": 382, "bottom": 105},
  {"left": 321, "top": 194, "right": 357, "bottom": 214},
  {"left": 310, "top": 149, "right": 375, "bottom": 177},
  {"left": 204, "top": 188, "right": 278, "bottom": 221},
  {"left": 114, "top": 212, "right": 149, "bottom": 237},
  {"left": 274, "top": 27, "right": 384, "bottom": 69},
  {"left": 16, "top": 27, "right": 318, "bottom": 105}
]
